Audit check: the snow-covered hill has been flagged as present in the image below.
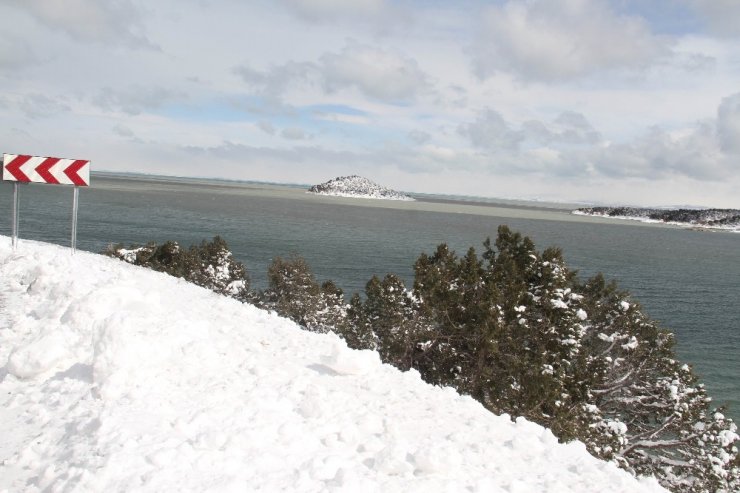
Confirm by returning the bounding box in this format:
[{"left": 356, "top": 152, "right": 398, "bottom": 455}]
[
  {"left": 308, "top": 176, "right": 414, "bottom": 201},
  {"left": 0, "top": 238, "right": 666, "bottom": 492},
  {"left": 574, "top": 207, "right": 740, "bottom": 232}
]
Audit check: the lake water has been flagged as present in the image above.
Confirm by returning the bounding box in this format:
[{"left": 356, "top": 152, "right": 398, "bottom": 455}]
[{"left": 2, "top": 174, "right": 738, "bottom": 420}]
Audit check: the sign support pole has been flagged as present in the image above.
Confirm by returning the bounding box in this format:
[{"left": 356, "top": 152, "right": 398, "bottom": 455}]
[
  {"left": 12, "top": 182, "right": 19, "bottom": 250},
  {"left": 71, "top": 186, "right": 79, "bottom": 254}
]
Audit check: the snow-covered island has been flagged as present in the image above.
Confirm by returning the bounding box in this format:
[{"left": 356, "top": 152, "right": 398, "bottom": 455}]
[
  {"left": 308, "top": 175, "right": 414, "bottom": 201},
  {"left": 0, "top": 237, "right": 667, "bottom": 492},
  {"left": 574, "top": 206, "right": 740, "bottom": 232}
]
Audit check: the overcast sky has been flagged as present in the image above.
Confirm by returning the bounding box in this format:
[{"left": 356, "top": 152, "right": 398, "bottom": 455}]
[{"left": 1, "top": 0, "right": 739, "bottom": 207}]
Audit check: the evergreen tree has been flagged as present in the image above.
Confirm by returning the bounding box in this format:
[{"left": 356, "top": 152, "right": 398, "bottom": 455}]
[
  {"left": 359, "top": 274, "right": 431, "bottom": 371},
  {"left": 261, "top": 254, "right": 347, "bottom": 333},
  {"left": 578, "top": 275, "right": 739, "bottom": 492},
  {"left": 186, "top": 236, "right": 251, "bottom": 300},
  {"left": 104, "top": 237, "right": 251, "bottom": 301},
  {"left": 405, "top": 226, "right": 738, "bottom": 492}
]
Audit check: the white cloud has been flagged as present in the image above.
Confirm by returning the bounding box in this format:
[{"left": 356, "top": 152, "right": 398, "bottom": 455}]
[
  {"left": 408, "top": 130, "right": 431, "bottom": 145},
  {"left": 0, "top": 35, "right": 37, "bottom": 69},
  {"left": 460, "top": 109, "right": 601, "bottom": 152},
  {"left": 690, "top": 0, "right": 740, "bottom": 37},
  {"left": 281, "top": 127, "right": 309, "bottom": 140},
  {"left": 234, "top": 41, "right": 430, "bottom": 104},
  {"left": 257, "top": 121, "right": 277, "bottom": 136},
  {"left": 472, "top": 0, "right": 671, "bottom": 81},
  {"left": 233, "top": 62, "right": 317, "bottom": 101},
  {"left": 19, "top": 93, "right": 71, "bottom": 119},
  {"left": 319, "top": 42, "right": 430, "bottom": 102},
  {"left": 5, "top": 0, "right": 152, "bottom": 47},
  {"left": 92, "top": 86, "right": 182, "bottom": 115},
  {"left": 112, "top": 124, "right": 135, "bottom": 138},
  {"left": 457, "top": 94, "right": 739, "bottom": 185},
  {"left": 459, "top": 109, "right": 523, "bottom": 151},
  {"left": 583, "top": 124, "right": 726, "bottom": 180},
  {"left": 278, "top": 0, "right": 388, "bottom": 22},
  {"left": 717, "top": 92, "right": 740, "bottom": 153}
]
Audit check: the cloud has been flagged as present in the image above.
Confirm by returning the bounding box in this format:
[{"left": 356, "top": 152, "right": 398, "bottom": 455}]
[
  {"left": 18, "top": 93, "right": 71, "bottom": 119},
  {"left": 458, "top": 96, "right": 739, "bottom": 183},
  {"left": 112, "top": 124, "right": 135, "bottom": 138},
  {"left": 459, "top": 109, "right": 601, "bottom": 152},
  {"left": 319, "top": 42, "right": 429, "bottom": 102},
  {"left": 257, "top": 121, "right": 277, "bottom": 135},
  {"left": 0, "top": 35, "right": 37, "bottom": 69},
  {"left": 717, "top": 93, "right": 740, "bottom": 153},
  {"left": 277, "top": 0, "right": 389, "bottom": 22},
  {"left": 459, "top": 109, "right": 523, "bottom": 151},
  {"left": 471, "top": 0, "right": 671, "bottom": 81},
  {"left": 234, "top": 42, "right": 430, "bottom": 104},
  {"left": 690, "top": 0, "right": 740, "bottom": 37},
  {"left": 408, "top": 130, "right": 431, "bottom": 145},
  {"left": 281, "top": 127, "right": 308, "bottom": 140},
  {"left": 93, "top": 86, "right": 182, "bottom": 115},
  {"left": 584, "top": 122, "right": 731, "bottom": 180},
  {"left": 233, "top": 62, "right": 317, "bottom": 101},
  {"left": 526, "top": 111, "right": 602, "bottom": 146},
  {"left": 5, "top": 0, "right": 152, "bottom": 48}
]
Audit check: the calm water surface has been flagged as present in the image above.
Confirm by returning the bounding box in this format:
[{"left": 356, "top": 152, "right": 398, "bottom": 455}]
[{"left": 2, "top": 175, "right": 738, "bottom": 419}]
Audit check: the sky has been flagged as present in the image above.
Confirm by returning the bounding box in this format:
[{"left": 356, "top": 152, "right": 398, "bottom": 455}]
[{"left": 0, "top": 0, "right": 738, "bottom": 207}]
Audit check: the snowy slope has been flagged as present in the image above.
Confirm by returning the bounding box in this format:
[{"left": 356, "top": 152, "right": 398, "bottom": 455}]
[{"left": 0, "top": 237, "right": 666, "bottom": 492}]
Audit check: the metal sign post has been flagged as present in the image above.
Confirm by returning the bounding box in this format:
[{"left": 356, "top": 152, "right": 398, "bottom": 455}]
[
  {"left": 71, "top": 186, "right": 79, "bottom": 253},
  {"left": 3, "top": 153, "right": 91, "bottom": 252},
  {"left": 12, "top": 182, "right": 20, "bottom": 250}
]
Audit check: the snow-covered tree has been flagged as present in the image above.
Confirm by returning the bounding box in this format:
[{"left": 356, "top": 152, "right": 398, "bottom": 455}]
[
  {"left": 578, "top": 275, "right": 739, "bottom": 492},
  {"left": 404, "top": 226, "right": 738, "bottom": 492},
  {"left": 103, "top": 236, "right": 251, "bottom": 301},
  {"left": 260, "top": 255, "right": 347, "bottom": 333},
  {"left": 345, "top": 274, "right": 433, "bottom": 371}
]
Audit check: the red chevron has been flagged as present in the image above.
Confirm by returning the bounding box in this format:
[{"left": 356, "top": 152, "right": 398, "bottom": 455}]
[
  {"left": 36, "top": 157, "right": 61, "bottom": 184},
  {"left": 5, "top": 154, "right": 32, "bottom": 182},
  {"left": 64, "top": 159, "right": 89, "bottom": 186}
]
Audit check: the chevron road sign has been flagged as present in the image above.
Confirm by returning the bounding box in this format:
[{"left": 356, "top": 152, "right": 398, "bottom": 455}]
[
  {"left": 3, "top": 154, "right": 90, "bottom": 186},
  {"left": 3, "top": 153, "right": 91, "bottom": 252}
]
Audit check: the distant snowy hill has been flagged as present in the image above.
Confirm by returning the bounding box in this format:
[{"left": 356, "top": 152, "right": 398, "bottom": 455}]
[
  {"left": 574, "top": 206, "right": 740, "bottom": 232},
  {"left": 0, "top": 238, "right": 666, "bottom": 492},
  {"left": 308, "top": 175, "right": 414, "bottom": 201}
]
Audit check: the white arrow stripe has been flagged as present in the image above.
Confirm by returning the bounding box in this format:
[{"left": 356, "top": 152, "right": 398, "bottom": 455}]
[
  {"left": 51, "top": 159, "right": 78, "bottom": 185},
  {"left": 22, "top": 156, "right": 46, "bottom": 183}
]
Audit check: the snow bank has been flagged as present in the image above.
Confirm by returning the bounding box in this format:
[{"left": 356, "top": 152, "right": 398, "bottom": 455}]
[{"left": 0, "top": 237, "right": 666, "bottom": 492}]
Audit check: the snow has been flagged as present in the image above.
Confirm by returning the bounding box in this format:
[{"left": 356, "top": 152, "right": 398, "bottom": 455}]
[
  {"left": 0, "top": 237, "right": 667, "bottom": 492},
  {"left": 308, "top": 175, "right": 414, "bottom": 201},
  {"left": 572, "top": 208, "right": 740, "bottom": 233},
  {"left": 551, "top": 298, "right": 569, "bottom": 309}
]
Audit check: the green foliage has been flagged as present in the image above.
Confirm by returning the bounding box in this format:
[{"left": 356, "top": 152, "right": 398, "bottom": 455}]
[
  {"left": 259, "top": 254, "right": 347, "bottom": 333},
  {"left": 103, "top": 236, "right": 251, "bottom": 301}
]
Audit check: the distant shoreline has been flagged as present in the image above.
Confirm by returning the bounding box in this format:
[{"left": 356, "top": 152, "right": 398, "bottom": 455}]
[{"left": 574, "top": 207, "right": 740, "bottom": 233}]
